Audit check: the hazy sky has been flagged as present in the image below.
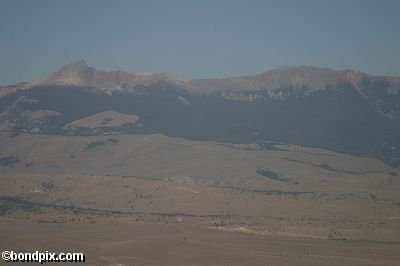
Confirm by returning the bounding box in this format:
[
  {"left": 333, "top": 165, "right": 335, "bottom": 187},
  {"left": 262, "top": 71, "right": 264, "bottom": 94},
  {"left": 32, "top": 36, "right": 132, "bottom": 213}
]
[{"left": 1, "top": 0, "right": 400, "bottom": 85}]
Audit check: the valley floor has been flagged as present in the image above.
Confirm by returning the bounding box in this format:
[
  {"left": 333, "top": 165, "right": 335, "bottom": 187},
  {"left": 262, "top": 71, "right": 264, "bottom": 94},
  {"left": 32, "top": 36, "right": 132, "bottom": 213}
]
[
  {"left": 1, "top": 218, "right": 399, "bottom": 266},
  {"left": 0, "top": 132, "right": 400, "bottom": 265}
]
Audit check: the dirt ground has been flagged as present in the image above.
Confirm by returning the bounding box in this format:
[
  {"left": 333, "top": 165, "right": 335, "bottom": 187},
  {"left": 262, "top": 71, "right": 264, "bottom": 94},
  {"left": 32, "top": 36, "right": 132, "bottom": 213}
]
[{"left": 1, "top": 219, "right": 399, "bottom": 266}]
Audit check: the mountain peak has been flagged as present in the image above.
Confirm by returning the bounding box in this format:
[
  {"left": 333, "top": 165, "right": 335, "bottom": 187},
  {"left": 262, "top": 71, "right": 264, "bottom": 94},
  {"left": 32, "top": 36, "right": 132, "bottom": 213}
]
[
  {"left": 26, "top": 62, "right": 400, "bottom": 98},
  {"left": 59, "top": 60, "right": 89, "bottom": 72},
  {"left": 28, "top": 60, "right": 181, "bottom": 90},
  {"left": 28, "top": 60, "right": 93, "bottom": 87}
]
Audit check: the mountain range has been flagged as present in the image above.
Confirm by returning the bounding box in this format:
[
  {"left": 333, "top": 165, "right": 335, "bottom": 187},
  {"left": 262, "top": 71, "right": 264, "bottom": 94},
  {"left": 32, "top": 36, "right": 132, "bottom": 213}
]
[{"left": 1, "top": 60, "right": 399, "bottom": 165}]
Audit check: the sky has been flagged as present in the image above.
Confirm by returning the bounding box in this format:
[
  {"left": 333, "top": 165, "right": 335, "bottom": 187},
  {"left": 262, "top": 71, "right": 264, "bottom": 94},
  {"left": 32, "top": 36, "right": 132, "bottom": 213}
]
[{"left": 1, "top": 0, "right": 400, "bottom": 85}]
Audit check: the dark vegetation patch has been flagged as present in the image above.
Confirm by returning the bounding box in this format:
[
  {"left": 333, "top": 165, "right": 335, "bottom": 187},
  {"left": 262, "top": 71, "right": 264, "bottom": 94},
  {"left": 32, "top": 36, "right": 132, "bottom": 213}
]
[
  {"left": 107, "top": 138, "right": 118, "bottom": 144},
  {"left": 104, "top": 117, "right": 113, "bottom": 122},
  {"left": 378, "top": 157, "right": 400, "bottom": 168},
  {"left": 8, "top": 132, "right": 19, "bottom": 138},
  {"left": 67, "top": 126, "right": 95, "bottom": 136},
  {"left": 210, "top": 185, "right": 316, "bottom": 197},
  {"left": 120, "top": 175, "right": 162, "bottom": 181},
  {"left": 301, "top": 151, "right": 336, "bottom": 156},
  {"left": 256, "top": 141, "right": 287, "bottom": 151},
  {"left": 285, "top": 158, "right": 363, "bottom": 175},
  {"left": 317, "top": 163, "right": 360, "bottom": 174},
  {"left": 288, "top": 158, "right": 397, "bottom": 176},
  {"left": 0, "top": 196, "right": 235, "bottom": 219},
  {"left": 0, "top": 156, "right": 20, "bottom": 167},
  {"left": 217, "top": 141, "right": 287, "bottom": 152},
  {"left": 86, "top": 141, "right": 106, "bottom": 149},
  {"left": 369, "top": 193, "right": 377, "bottom": 200},
  {"left": 121, "top": 122, "right": 135, "bottom": 127},
  {"left": 0, "top": 203, "right": 12, "bottom": 215},
  {"left": 256, "top": 169, "right": 298, "bottom": 184},
  {"left": 1, "top": 83, "right": 400, "bottom": 159},
  {"left": 0, "top": 196, "right": 39, "bottom": 215},
  {"left": 39, "top": 181, "right": 58, "bottom": 192},
  {"left": 319, "top": 163, "right": 336, "bottom": 171}
]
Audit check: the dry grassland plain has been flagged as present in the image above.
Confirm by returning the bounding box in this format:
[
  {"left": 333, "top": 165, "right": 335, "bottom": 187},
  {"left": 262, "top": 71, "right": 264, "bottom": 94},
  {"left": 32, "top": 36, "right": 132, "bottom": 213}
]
[{"left": 0, "top": 132, "right": 399, "bottom": 265}]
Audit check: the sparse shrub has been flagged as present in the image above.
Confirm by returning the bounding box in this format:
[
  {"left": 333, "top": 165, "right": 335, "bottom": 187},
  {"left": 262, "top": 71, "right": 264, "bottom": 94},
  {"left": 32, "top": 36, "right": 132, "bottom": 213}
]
[
  {"left": 256, "top": 169, "right": 294, "bottom": 184},
  {"left": 107, "top": 138, "right": 118, "bottom": 144},
  {"left": 8, "top": 132, "right": 19, "bottom": 138},
  {"left": 86, "top": 141, "right": 106, "bottom": 149},
  {"left": 0, "top": 203, "right": 13, "bottom": 215},
  {"left": 122, "top": 122, "right": 134, "bottom": 127},
  {"left": 319, "top": 163, "right": 335, "bottom": 171},
  {"left": 0, "top": 156, "right": 20, "bottom": 167},
  {"left": 40, "top": 181, "right": 57, "bottom": 192}
]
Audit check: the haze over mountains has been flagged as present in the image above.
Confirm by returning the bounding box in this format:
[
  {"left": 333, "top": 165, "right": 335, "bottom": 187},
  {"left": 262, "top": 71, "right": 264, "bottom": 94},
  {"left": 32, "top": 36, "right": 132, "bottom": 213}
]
[
  {"left": 1, "top": 60, "right": 400, "bottom": 165},
  {"left": 1, "top": 61, "right": 400, "bottom": 265}
]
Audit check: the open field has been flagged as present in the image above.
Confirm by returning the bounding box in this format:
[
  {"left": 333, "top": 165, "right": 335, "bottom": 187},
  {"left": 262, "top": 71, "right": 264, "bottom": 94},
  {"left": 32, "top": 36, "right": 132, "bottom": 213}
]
[
  {"left": 63, "top": 110, "right": 139, "bottom": 129},
  {"left": 0, "top": 219, "right": 399, "bottom": 266},
  {"left": 1, "top": 131, "right": 400, "bottom": 265}
]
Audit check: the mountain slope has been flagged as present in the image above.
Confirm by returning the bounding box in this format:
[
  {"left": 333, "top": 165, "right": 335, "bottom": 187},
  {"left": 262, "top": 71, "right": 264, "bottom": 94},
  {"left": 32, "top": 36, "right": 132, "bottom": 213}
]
[
  {"left": 23, "top": 61, "right": 400, "bottom": 120},
  {"left": 0, "top": 61, "right": 399, "bottom": 163},
  {"left": 28, "top": 60, "right": 188, "bottom": 92}
]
